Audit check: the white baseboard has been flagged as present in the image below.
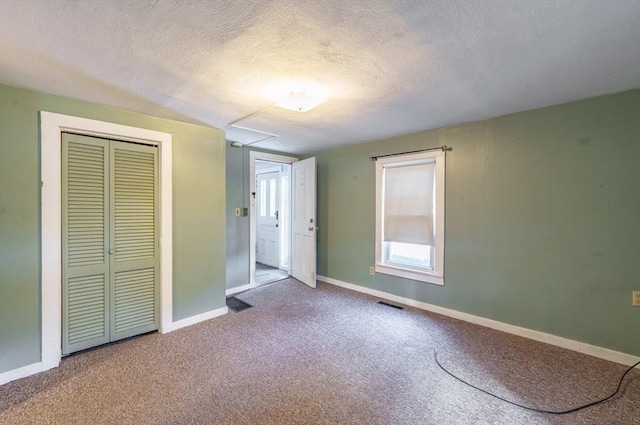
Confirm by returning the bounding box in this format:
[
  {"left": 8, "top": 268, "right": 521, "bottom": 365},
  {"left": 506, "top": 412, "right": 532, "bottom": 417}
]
[
  {"left": 0, "top": 362, "right": 43, "bottom": 385},
  {"left": 165, "top": 306, "right": 228, "bottom": 333},
  {"left": 2, "top": 306, "right": 229, "bottom": 385},
  {"left": 226, "top": 283, "right": 254, "bottom": 296},
  {"left": 4, "top": 279, "right": 636, "bottom": 386},
  {"left": 318, "top": 275, "right": 640, "bottom": 368}
]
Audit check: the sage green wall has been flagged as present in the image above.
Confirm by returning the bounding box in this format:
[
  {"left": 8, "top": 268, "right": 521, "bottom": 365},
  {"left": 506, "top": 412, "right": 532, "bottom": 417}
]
[
  {"left": 0, "top": 84, "right": 226, "bottom": 373},
  {"left": 225, "top": 144, "right": 250, "bottom": 289},
  {"left": 314, "top": 90, "right": 640, "bottom": 356}
]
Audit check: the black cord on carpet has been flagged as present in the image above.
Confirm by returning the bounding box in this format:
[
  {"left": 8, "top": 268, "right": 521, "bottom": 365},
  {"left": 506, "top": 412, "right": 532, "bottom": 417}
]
[{"left": 434, "top": 350, "right": 640, "bottom": 415}]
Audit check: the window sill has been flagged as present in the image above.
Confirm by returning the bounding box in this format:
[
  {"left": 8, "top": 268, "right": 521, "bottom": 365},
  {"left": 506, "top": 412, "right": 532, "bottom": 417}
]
[{"left": 374, "top": 264, "right": 444, "bottom": 286}]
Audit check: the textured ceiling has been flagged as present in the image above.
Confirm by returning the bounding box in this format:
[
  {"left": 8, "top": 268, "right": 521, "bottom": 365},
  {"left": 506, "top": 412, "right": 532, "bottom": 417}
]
[{"left": 1, "top": 0, "right": 639, "bottom": 154}]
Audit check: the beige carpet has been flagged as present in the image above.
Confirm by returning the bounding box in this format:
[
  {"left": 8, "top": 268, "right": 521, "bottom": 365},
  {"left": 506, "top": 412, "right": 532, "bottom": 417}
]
[{"left": 1, "top": 279, "right": 638, "bottom": 425}]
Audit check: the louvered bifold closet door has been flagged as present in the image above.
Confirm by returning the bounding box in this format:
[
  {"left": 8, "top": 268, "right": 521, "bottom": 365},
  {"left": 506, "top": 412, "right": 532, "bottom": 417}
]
[
  {"left": 109, "top": 141, "right": 159, "bottom": 342},
  {"left": 62, "top": 133, "right": 110, "bottom": 355}
]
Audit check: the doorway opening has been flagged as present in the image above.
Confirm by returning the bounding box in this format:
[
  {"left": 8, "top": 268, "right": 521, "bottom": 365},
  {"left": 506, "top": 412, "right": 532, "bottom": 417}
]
[
  {"left": 255, "top": 160, "right": 291, "bottom": 286},
  {"left": 249, "top": 151, "right": 298, "bottom": 288}
]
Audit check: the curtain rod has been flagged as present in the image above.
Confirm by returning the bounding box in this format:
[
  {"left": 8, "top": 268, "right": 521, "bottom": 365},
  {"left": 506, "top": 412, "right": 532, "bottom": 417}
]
[{"left": 370, "top": 145, "right": 452, "bottom": 161}]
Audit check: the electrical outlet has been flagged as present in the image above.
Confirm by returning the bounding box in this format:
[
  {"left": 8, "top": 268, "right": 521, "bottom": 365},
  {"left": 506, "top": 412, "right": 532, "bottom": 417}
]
[
  {"left": 633, "top": 291, "right": 640, "bottom": 307},
  {"left": 369, "top": 266, "right": 375, "bottom": 276}
]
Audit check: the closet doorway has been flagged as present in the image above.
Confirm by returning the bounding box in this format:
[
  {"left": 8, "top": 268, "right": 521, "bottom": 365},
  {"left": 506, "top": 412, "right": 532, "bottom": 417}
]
[
  {"left": 62, "top": 132, "right": 159, "bottom": 355},
  {"left": 40, "top": 111, "right": 172, "bottom": 372}
]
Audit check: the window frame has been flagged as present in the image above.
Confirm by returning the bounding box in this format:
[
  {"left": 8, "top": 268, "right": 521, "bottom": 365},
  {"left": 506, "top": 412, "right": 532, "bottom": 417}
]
[{"left": 374, "top": 150, "right": 445, "bottom": 285}]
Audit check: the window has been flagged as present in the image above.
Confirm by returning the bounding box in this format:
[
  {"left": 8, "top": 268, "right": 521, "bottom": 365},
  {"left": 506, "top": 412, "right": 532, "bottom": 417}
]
[{"left": 375, "top": 150, "right": 445, "bottom": 285}]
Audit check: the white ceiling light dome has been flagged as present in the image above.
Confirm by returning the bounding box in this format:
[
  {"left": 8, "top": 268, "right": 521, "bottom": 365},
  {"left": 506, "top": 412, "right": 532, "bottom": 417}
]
[{"left": 266, "top": 81, "right": 328, "bottom": 112}]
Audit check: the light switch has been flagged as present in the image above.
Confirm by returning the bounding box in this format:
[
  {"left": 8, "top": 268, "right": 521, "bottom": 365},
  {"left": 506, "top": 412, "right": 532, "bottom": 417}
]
[{"left": 234, "top": 207, "right": 241, "bottom": 217}]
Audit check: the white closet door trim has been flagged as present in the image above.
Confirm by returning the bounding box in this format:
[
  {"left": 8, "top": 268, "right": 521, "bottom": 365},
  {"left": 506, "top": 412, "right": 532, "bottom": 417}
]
[{"left": 40, "top": 111, "right": 172, "bottom": 372}]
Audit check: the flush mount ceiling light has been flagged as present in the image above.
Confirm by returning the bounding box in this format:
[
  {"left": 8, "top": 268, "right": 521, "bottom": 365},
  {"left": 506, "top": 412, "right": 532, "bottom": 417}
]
[{"left": 266, "top": 81, "right": 328, "bottom": 112}]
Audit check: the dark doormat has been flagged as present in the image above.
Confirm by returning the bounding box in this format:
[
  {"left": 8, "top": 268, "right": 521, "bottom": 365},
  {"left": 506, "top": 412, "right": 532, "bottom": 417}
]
[{"left": 226, "top": 296, "right": 253, "bottom": 313}]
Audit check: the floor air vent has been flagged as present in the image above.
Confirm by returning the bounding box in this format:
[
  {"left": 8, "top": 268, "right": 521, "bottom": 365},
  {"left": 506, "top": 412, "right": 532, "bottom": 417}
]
[
  {"left": 377, "top": 301, "right": 404, "bottom": 310},
  {"left": 226, "top": 296, "right": 253, "bottom": 313}
]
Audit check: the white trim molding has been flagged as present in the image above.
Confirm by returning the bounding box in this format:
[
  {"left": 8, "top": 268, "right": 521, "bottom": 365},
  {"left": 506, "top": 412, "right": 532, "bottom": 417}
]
[
  {"left": 0, "top": 362, "right": 43, "bottom": 385},
  {"left": 40, "top": 112, "right": 173, "bottom": 371},
  {"left": 226, "top": 283, "right": 255, "bottom": 296},
  {"left": 166, "top": 307, "right": 229, "bottom": 333},
  {"left": 317, "top": 275, "right": 640, "bottom": 368},
  {"left": 1, "top": 306, "right": 228, "bottom": 385}
]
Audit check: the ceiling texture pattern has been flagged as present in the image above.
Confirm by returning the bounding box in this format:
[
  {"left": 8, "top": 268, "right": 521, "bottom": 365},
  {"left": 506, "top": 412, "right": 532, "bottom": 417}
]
[{"left": 1, "top": 0, "right": 639, "bottom": 154}]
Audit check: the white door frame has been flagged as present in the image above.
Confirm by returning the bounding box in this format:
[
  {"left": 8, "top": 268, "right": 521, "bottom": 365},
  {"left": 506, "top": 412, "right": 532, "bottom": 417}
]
[
  {"left": 249, "top": 151, "right": 297, "bottom": 287},
  {"left": 40, "top": 112, "right": 173, "bottom": 372}
]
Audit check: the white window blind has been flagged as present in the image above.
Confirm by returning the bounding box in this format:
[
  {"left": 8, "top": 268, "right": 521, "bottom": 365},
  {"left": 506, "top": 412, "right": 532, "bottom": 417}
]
[{"left": 383, "top": 160, "right": 435, "bottom": 246}]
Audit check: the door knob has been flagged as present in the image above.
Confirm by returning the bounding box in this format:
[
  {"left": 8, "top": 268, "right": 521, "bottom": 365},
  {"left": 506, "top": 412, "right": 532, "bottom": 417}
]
[{"left": 109, "top": 249, "right": 115, "bottom": 255}]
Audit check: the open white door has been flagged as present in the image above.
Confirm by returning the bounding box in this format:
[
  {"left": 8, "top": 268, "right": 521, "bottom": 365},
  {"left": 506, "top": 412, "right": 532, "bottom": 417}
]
[{"left": 291, "top": 157, "right": 317, "bottom": 288}]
